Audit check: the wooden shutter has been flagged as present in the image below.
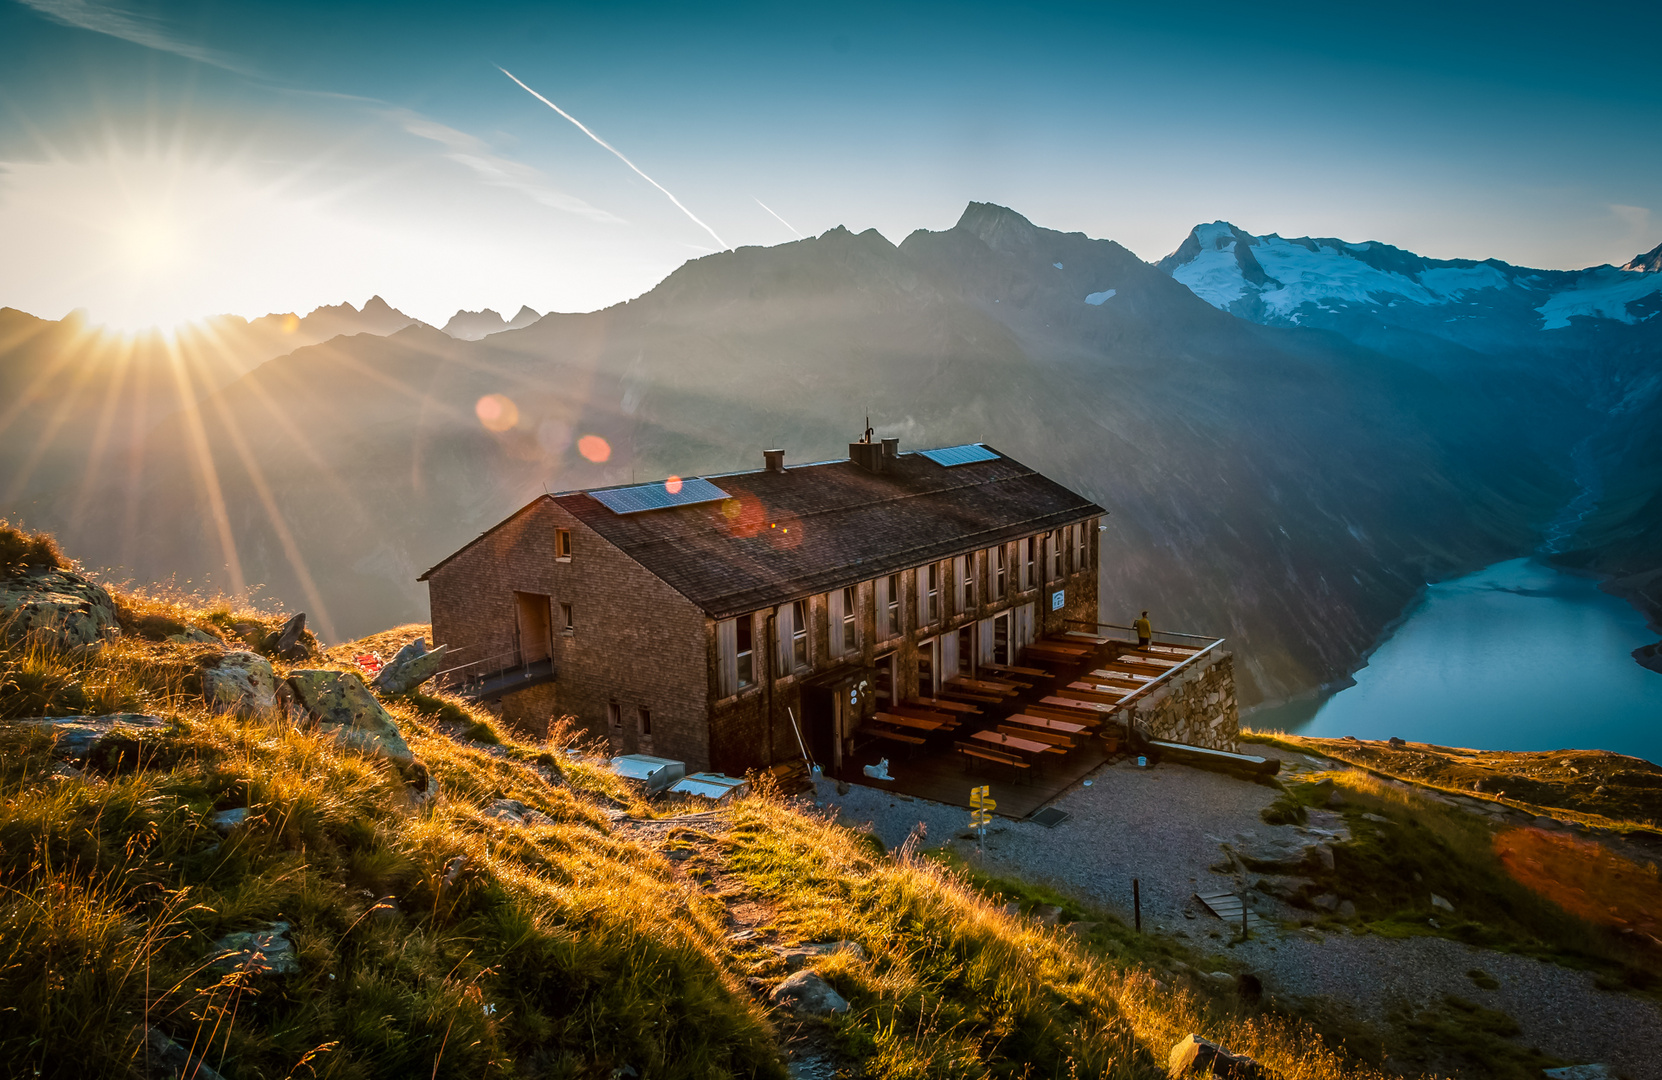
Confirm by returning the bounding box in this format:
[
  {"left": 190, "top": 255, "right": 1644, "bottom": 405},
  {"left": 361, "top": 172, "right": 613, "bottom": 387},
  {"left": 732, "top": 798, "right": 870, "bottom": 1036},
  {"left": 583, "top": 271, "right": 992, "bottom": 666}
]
[{"left": 717, "top": 618, "right": 737, "bottom": 697}]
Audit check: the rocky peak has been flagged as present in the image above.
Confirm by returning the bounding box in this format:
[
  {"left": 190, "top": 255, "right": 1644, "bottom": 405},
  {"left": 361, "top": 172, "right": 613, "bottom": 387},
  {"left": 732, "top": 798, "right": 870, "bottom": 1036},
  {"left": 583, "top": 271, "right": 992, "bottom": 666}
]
[{"left": 1622, "top": 241, "right": 1662, "bottom": 274}]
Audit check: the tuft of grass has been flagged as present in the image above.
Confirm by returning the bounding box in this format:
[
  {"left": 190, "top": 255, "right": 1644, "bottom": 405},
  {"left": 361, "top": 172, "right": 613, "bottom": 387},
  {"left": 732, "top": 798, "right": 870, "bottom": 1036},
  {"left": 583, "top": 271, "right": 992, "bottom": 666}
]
[
  {"left": 721, "top": 794, "right": 1393, "bottom": 1080},
  {"left": 1387, "top": 995, "right": 1563, "bottom": 1080},
  {"left": 0, "top": 519, "right": 66, "bottom": 575}
]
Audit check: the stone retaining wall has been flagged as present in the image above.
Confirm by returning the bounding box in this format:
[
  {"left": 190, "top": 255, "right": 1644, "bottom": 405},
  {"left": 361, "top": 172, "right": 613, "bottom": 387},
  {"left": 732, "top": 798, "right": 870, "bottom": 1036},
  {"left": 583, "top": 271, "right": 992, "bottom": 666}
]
[{"left": 1123, "top": 651, "right": 1239, "bottom": 752}]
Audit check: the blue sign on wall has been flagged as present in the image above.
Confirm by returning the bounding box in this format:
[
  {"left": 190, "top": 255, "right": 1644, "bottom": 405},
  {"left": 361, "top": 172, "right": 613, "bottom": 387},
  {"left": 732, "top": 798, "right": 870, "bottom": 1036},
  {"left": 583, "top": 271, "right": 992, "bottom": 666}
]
[{"left": 1052, "top": 589, "right": 1065, "bottom": 611}]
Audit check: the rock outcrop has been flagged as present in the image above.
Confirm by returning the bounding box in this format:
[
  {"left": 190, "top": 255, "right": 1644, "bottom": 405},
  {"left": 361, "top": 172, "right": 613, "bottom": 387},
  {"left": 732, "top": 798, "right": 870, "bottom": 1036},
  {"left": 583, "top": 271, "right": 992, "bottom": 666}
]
[
  {"left": 371, "top": 637, "right": 448, "bottom": 695},
  {"left": 208, "top": 921, "right": 298, "bottom": 975},
  {"left": 17, "top": 713, "right": 166, "bottom": 765},
  {"left": 284, "top": 669, "right": 415, "bottom": 770},
  {"left": 201, "top": 650, "right": 278, "bottom": 714},
  {"left": 1167, "top": 1033, "right": 1272, "bottom": 1079},
  {"left": 482, "top": 798, "right": 554, "bottom": 827},
  {"left": 266, "top": 613, "right": 311, "bottom": 660},
  {"left": 0, "top": 568, "right": 118, "bottom": 649}
]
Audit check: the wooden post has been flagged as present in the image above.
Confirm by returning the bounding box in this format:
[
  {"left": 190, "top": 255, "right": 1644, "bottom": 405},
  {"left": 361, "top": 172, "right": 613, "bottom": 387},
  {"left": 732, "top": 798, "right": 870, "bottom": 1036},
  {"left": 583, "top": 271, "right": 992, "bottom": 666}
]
[{"left": 1133, "top": 878, "right": 1141, "bottom": 932}]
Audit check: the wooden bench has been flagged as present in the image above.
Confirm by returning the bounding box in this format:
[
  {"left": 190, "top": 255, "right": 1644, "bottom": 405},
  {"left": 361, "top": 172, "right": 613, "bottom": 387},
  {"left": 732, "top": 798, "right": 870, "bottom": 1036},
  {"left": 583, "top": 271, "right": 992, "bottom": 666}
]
[
  {"left": 908, "top": 697, "right": 982, "bottom": 715},
  {"left": 981, "top": 662, "right": 1051, "bottom": 679},
  {"left": 1062, "top": 684, "right": 1130, "bottom": 706},
  {"left": 998, "top": 724, "right": 1071, "bottom": 752},
  {"left": 939, "top": 688, "right": 1004, "bottom": 705},
  {"left": 955, "top": 741, "right": 1031, "bottom": 770},
  {"left": 875, "top": 710, "right": 942, "bottom": 732},
  {"left": 1026, "top": 703, "right": 1103, "bottom": 727},
  {"left": 865, "top": 724, "right": 925, "bottom": 746},
  {"left": 887, "top": 704, "right": 958, "bottom": 727},
  {"left": 1005, "top": 713, "right": 1088, "bottom": 736}
]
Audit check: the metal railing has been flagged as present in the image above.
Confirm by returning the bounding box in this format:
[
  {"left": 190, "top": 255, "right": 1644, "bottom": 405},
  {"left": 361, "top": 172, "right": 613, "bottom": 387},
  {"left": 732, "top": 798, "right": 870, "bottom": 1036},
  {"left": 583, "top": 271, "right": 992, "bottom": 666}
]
[{"left": 1063, "top": 619, "right": 1226, "bottom": 716}]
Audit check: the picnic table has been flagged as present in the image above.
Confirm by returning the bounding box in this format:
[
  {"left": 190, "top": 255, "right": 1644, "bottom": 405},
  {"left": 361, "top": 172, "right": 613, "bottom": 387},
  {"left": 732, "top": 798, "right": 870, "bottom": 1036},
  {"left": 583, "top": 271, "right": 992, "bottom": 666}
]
[
  {"left": 947, "top": 677, "right": 1020, "bottom": 696},
  {"left": 981, "top": 662, "right": 1050, "bottom": 679},
  {"left": 1061, "top": 631, "right": 1112, "bottom": 645},
  {"left": 1065, "top": 682, "right": 1132, "bottom": 704},
  {"left": 1090, "top": 667, "right": 1157, "bottom": 684},
  {"left": 1005, "top": 713, "right": 1088, "bottom": 736},
  {"left": 1041, "top": 694, "right": 1118, "bottom": 715},
  {"left": 970, "top": 729, "right": 1050, "bottom": 756},
  {"left": 887, "top": 704, "right": 958, "bottom": 727},
  {"left": 874, "top": 710, "right": 942, "bottom": 732},
  {"left": 908, "top": 696, "right": 982, "bottom": 714}
]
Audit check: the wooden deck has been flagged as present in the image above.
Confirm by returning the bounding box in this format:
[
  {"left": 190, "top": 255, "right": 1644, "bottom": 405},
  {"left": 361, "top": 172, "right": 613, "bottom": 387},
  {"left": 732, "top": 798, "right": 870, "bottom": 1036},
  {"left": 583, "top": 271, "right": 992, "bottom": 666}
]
[{"left": 837, "top": 731, "right": 1114, "bottom": 819}]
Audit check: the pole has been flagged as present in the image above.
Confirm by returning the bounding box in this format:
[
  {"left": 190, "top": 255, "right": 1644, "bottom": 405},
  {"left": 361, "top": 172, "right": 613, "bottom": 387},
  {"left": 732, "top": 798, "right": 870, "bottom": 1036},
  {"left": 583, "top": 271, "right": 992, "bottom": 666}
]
[
  {"left": 1242, "top": 893, "right": 1250, "bottom": 940},
  {"left": 1133, "top": 878, "right": 1141, "bottom": 932}
]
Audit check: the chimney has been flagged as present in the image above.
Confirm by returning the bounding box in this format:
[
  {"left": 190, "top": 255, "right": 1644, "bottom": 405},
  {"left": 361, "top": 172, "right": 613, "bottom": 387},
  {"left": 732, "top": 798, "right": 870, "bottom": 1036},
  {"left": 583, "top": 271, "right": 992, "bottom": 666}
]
[
  {"left": 881, "top": 437, "right": 899, "bottom": 459},
  {"left": 763, "top": 448, "right": 786, "bottom": 473},
  {"left": 850, "top": 414, "right": 887, "bottom": 472}
]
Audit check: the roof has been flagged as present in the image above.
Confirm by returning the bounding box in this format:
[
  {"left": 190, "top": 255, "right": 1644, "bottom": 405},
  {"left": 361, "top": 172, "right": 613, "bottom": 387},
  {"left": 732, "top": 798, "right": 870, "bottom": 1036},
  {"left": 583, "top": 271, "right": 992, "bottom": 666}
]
[{"left": 421, "top": 445, "right": 1103, "bottom": 617}]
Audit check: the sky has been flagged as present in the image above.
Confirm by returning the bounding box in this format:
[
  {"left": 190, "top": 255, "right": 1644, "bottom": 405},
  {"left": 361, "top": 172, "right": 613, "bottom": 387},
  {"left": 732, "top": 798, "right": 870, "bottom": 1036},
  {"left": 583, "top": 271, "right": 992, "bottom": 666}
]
[{"left": 2, "top": 0, "right": 1659, "bottom": 330}]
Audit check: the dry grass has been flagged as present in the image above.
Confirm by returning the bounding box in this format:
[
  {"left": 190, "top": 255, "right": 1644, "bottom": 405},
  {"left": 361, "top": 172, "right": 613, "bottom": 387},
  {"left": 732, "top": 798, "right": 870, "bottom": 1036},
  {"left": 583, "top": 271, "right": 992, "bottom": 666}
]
[
  {"left": 0, "top": 575, "right": 782, "bottom": 1079},
  {"left": 721, "top": 795, "right": 1393, "bottom": 1080}
]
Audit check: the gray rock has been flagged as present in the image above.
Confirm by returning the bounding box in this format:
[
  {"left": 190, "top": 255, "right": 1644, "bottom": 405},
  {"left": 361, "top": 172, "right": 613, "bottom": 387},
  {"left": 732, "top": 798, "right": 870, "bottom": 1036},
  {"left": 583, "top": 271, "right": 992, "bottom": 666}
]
[
  {"left": 482, "top": 798, "right": 554, "bottom": 827},
  {"left": 167, "top": 626, "right": 222, "bottom": 645},
  {"left": 1311, "top": 893, "right": 1339, "bottom": 913},
  {"left": 1254, "top": 877, "right": 1313, "bottom": 905},
  {"left": 146, "top": 1026, "right": 226, "bottom": 1080},
  {"left": 1543, "top": 1066, "right": 1614, "bottom": 1080},
  {"left": 771, "top": 940, "right": 866, "bottom": 969},
  {"left": 210, "top": 808, "right": 249, "bottom": 833},
  {"left": 201, "top": 651, "right": 277, "bottom": 714},
  {"left": 1228, "top": 832, "right": 1327, "bottom": 873},
  {"left": 1430, "top": 893, "right": 1455, "bottom": 913},
  {"left": 208, "top": 921, "right": 298, "bottom": 975},
  {"left": 1064, "top": 921, "right": 1100, "bottom": 937},
  {"left": 769, "top": 970, "right": 850, "bottom": 1015},
  {"left": 1336, "top": 900, "right": 1357, "bottom": 920},
  {"left": 371, "top": 637, "right": 450, "bottom": 695},
  {"left": 17, "top": 713, "right": 166, "bottom": 762},
  {"left": 285, "top": 670, "right": 416, "bottom": 770},
  {"left": 0, "top": 568, "right": 119, "bottom": 650},
  {"left": 1166, "top": 1033, "right": 1270, "bottom": 1079},
  {"left": 1035, "top": 904, "right": 1064, "bottom": 925},
  {"left": 268, "top": 612, "right": 309, "bottom": 660}
]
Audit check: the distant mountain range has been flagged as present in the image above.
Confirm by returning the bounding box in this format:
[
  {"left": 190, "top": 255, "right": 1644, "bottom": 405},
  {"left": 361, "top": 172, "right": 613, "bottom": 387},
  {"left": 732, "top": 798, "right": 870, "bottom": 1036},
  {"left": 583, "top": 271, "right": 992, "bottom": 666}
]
[
  {"left": 2, "top": 205, "right": 1655, "bottom": 707},
  {"left": 1159, "top": 221, "right": 1662, "bottom": 643}
]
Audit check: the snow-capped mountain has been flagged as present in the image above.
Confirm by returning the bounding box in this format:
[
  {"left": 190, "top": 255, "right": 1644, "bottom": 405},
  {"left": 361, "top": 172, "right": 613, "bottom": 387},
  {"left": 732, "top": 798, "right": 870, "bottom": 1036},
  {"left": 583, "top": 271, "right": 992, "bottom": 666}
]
[{"left": 1158, "top": 222, "right": 1662, "bottom": 334}]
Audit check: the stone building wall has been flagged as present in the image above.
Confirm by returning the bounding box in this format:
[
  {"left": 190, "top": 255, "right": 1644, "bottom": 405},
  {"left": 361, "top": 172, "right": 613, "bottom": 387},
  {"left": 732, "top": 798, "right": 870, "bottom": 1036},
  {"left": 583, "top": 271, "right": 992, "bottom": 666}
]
[{"left": 1123, "top": 651, "right": 1240, "bottom": 752}]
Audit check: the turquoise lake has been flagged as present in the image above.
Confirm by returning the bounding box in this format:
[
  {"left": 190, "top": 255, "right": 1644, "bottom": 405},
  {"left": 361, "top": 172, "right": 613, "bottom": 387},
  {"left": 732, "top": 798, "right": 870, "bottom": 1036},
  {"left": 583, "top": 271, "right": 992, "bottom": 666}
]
[{"left": 1250, "top": 558, "right": 1662, "bottom": 764}]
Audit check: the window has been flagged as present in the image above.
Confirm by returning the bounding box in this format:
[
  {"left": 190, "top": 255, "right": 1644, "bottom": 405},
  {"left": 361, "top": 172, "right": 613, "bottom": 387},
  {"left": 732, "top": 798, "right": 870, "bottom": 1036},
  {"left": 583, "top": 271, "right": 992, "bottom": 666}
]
[
  {"left": 995, "top": 545, "right": 1007, "bottom": 596},
  {"left": 1063, "top": 526, "right": 1074, "bottom": 575},
  {"left": 961, "top": 555, "right": 977, "bottom": 611},
  {"left": 840, "top": 586, "right": 857, "bottom": 653},
  {"left": 560, "top": 602, "right": 574, "bottom": 633},
  {"left": 875, "top": 653, "right": 894, "bottom": 705},
  {"left": 606, "top": 702, "right": 621, "bottom": 736},
  {"left": 924, "top": 564, "right": 940, "bottom": 625},
  {"left": 736, "top": 616, "right": 754, "bottom": 688},
  {"left": 917, "top": 638, "right": 937, "bottom": 696},
  {"left": 1051, "top": 531, "right": 1063, "bottom": 581},
  {"left": 1076, "top": 521, "right": 1090, "bottom": 570},
  {"left": 1022, "top": 537, "right": 1036, "bottom": 590},
  {"left": 778, "top": 599, "right": 808, "bottom": 674},
  {"left": 638, "top": 706, "right": 652, "bottom": 737},
  {"left": 883, "top": 573, "right": 901, "bottom": 637},
  {"left": 555, "top": 528, "right": 572, "bottom": 560},
  {"left": 957, "top": 626, "right": 974, "bottom": 675}
]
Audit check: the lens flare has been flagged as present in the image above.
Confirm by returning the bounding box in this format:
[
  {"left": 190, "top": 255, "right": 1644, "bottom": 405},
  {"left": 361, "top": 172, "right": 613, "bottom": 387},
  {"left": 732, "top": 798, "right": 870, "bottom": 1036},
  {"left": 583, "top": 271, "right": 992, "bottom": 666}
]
[
  {"left": 665, "top": 475, "right": 683, "bottom": 494},
  {"left": 578, "top": 434, "right": 611, "bottom": 462},
  {"left": 476, "top": 393, "right": 519, "bottom": 432}
]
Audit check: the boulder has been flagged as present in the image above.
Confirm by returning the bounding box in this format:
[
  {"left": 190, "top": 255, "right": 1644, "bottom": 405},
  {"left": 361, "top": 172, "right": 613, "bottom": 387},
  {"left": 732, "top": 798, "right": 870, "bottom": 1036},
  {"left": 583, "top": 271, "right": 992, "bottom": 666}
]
[
  {"left": 18, "top": 713, "right": 166, "bottom": 764},
  {"left": 210, "top": 808, "right": 249, "bottom": 833},
  {"left": 1228, "top": 832, "right": 1326, "bottom": 873},
  {"left": 285, "top": 670, "right": 416, "bottom": 770},
  {"left": 1167, "top": 1033, "right": 1272, "bottom": 1079},
  {"left": 371, "top": 637, "right": 450, "bottom": 695},
  {"left": 1336, "top": 900, "right": 1357, "bottom": 920},
  {"left": 769, "top": 970, "right": 850, "bottom": 1015},
  {"left": 267, "top": 613, "right": 310, "bottom": 660},
  {"left": 146, "top": 1027, "right": 226, "bottom": 1080},
  {"left": 482, "top": 797, "right": 554, "bottom": 827},
  {"left": 771, "top": 940, "right": 866, "bottom": 970},
  {"left": 1035, "top": 904, "right": 1064, "bottom": 925},
  {"left": 167, "top": 626, "right": 222, "bottom": 645},
  {"left": 0, "top": 568, "right": 118, "bottom": 649},
  {"left": 1543, "top": 1066, "right": 1614, "bottom": 1080},
  {"left": 207, "top": 920, "right": 298, "bottom": 975},
  {"left": 1430, "top": 894, "right": 1455, "bottom": 913},
  {"left": 201, "top": 651, "right": 277, "bottom": 714}
]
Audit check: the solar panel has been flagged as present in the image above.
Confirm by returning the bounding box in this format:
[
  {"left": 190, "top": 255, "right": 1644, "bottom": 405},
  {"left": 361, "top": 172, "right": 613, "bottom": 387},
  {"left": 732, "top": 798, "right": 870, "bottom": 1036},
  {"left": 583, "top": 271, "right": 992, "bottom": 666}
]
[
  {"left": 589, "top": 476, "right": 731, "bottom": 514},
  {"left": 917, "top": 443, "right": 1000, "bottom": 467}
]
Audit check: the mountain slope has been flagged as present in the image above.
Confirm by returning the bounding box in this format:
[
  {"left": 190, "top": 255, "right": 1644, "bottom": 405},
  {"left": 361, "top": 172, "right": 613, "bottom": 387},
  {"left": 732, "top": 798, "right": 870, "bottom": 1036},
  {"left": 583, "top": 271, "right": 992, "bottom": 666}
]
[{"left": 16, "top": 206, "right": 1567, "bottom": 705}]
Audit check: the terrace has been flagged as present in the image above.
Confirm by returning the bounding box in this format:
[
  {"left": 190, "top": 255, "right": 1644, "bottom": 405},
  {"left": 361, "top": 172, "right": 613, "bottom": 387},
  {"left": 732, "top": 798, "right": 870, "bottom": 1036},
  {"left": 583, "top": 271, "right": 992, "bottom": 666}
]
[{"left": 835, "top": 624, "right": 1227, "bottom": 820}]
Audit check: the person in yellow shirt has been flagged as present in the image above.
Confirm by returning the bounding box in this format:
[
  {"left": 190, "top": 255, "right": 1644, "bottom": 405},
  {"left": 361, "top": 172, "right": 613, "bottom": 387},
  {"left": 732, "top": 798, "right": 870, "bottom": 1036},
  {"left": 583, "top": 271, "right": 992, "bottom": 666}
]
[{"left": 1134, "top": 611, "right": 1152, "bottom": 648}]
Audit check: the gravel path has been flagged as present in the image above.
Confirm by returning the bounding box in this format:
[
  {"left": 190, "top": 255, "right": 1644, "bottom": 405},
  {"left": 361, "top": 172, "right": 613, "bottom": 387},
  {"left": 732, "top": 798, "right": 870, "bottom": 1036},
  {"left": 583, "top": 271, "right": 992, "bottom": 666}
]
[{"left": 809, "top": 749, "right": 1662, "bottom": 1078}]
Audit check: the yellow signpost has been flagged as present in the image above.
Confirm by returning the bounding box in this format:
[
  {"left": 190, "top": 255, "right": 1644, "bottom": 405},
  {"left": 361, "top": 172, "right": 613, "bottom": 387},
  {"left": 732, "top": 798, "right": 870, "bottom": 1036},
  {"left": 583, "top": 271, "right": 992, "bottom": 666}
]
[{"left": 969, "top": 785, "right": 996, "bottom": 848}]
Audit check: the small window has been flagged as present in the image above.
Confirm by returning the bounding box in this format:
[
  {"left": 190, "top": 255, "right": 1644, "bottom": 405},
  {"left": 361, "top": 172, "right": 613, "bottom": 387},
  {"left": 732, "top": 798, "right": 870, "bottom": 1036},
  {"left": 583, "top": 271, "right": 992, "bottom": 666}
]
[
  {"left": 962, "top": 556, "right": 976, "bottom": 610},
  {"left": 885, "top": 573, "right": 901, "bottom": 637},
  {"left": 638, "top": 706, "right": 652, "bottom": 737},
  {"left": 994, "top": 546, "right": 1007, "bottom": 596},
  {"left": 560, "top": 602, "right": 574, "bottom": 632},
  {"left": 841, "top": 586, "right": 857, "bottom": 653},
  {"left": 1078, "top": 520, "right": 1091, "bottom": 569},
  {"left": 925, "top": 563, "right": 940, "bottom": 625},
  {"left": 957, "top": 626, "right": 974, "bottom": 675},
  {"left": 1023, "top": 537, "right": 1037, "bottom": 589},
  {"left": 1063, "top": 526, "right": 1074, "bottom": 575},
  {"left": 736, "top": 615, "right": 754, "bottom": 688},
  {"left": 555, "top": 528, "right": 572, "bottom": 560},
  {"left": 1051, "top": 531, "right": 1063, "bottom": 580},
  {"left": 606, "top": 701, "right": 621, "bottom": 734},
  {"left": 791, "top": 598, "right": 809, "bottom": 669}
]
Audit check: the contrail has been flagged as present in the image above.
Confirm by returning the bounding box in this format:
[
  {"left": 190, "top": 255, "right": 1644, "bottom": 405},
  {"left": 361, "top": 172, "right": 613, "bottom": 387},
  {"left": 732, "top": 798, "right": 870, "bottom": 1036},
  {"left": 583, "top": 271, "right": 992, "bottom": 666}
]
[
  {"left": 754, "top": 197, "right": 804, "bottom": 239},
  {"left": 499, "top": 67, "right": 729, "bottom": 250}
]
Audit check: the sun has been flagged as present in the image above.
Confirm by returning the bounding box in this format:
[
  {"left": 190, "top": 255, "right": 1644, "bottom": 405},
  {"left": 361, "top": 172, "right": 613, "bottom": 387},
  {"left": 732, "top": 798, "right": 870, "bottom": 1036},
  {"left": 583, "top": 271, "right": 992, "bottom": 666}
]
[{"left": 116, "top": 215, "right": 186, "bottom": 272}]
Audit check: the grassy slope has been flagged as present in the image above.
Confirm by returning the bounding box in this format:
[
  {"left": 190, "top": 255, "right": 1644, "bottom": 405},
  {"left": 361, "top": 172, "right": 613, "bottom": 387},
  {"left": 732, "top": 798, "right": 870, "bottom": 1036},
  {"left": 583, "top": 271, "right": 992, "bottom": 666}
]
[{"left": 0, "top": 545, "right": 1419, "bottom": 1078}]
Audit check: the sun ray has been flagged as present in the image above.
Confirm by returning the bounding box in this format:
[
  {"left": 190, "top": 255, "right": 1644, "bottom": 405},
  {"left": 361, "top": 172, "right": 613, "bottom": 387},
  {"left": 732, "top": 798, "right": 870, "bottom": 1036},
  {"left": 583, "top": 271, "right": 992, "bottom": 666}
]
[{"left": 161, "top": 332, "right": 246, "bottom": 599}]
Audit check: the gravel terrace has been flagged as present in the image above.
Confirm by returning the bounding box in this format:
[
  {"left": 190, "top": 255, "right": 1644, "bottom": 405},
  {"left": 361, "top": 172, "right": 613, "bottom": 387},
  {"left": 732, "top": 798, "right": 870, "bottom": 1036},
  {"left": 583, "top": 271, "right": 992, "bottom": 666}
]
[{"left": 808, "top": 747, "right": 1662, "bottom": 1078}]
